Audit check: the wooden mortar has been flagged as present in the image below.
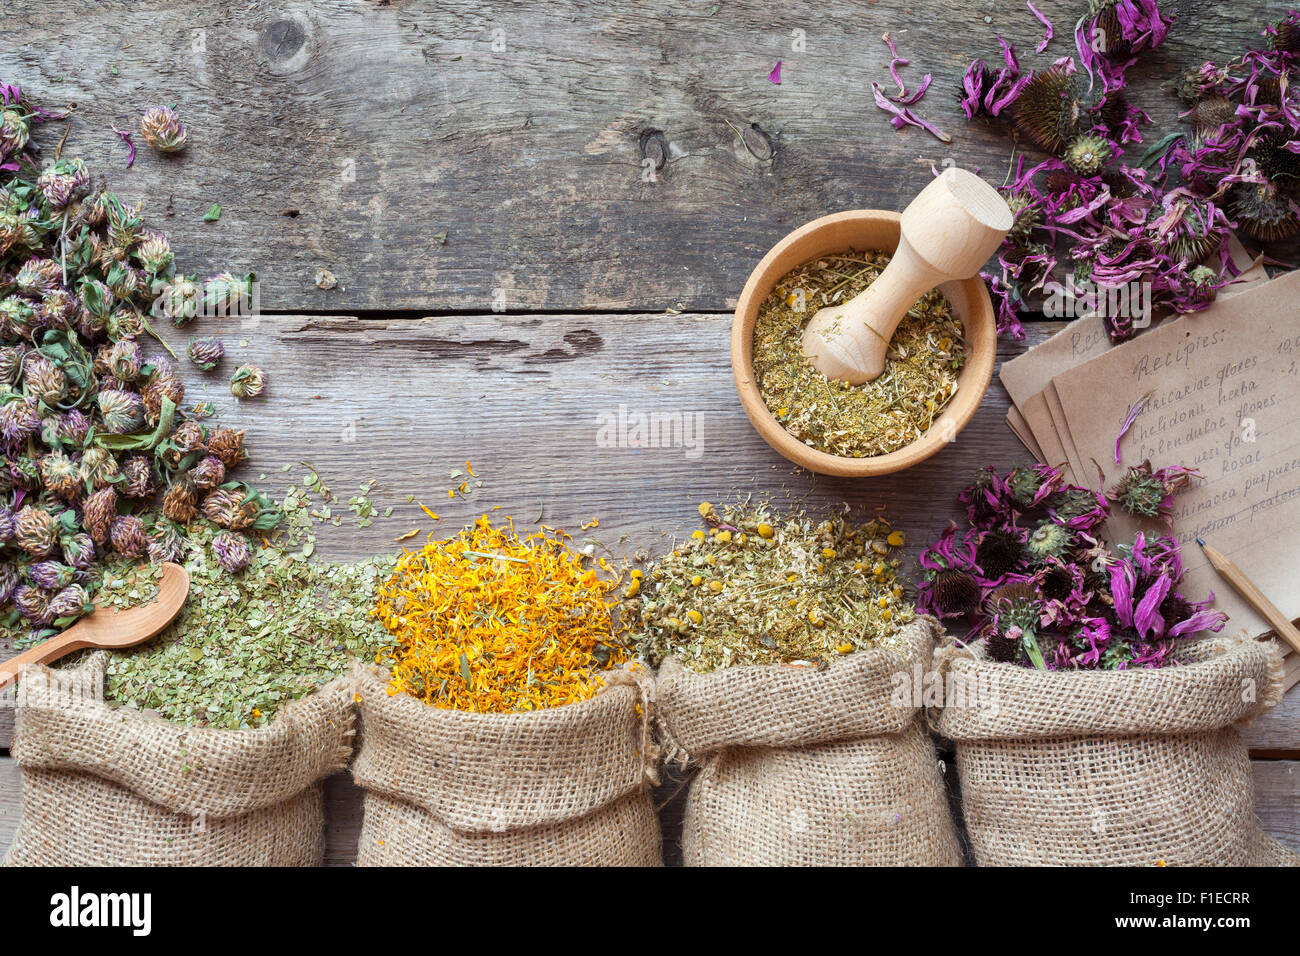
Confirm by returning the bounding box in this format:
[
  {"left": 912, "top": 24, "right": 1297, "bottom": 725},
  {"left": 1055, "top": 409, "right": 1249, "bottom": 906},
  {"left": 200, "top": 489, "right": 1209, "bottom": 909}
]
[{"left": 731, "top": 208, "right": 1000, "bottom": 477}]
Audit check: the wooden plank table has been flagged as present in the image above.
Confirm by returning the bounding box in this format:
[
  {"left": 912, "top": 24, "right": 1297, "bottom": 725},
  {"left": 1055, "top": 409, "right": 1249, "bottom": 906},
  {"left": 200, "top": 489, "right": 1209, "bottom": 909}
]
[{"left": 1, "top": 0, "right": 1297, "bottom": 864}]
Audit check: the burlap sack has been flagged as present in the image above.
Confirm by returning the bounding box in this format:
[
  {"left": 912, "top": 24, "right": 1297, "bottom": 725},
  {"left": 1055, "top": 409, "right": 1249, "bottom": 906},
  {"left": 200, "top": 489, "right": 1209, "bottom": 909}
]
[
  {"left": 350, "top": 663, "right": 662, "bottom": 865},
  {"left": 935, "top": 634, "right": 1300, "bottom": 866},
  {"left": 657, "top": 616, "right": 962, "bottom": 866},
  {"left": 3, "top": 652, "right": 353, "bottom": 867}
]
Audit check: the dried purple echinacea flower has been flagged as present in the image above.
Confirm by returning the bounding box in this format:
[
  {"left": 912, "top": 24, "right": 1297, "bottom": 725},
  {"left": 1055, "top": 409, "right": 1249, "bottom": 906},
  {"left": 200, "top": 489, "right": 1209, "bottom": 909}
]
[
  {"left": 922, "top": 461, "right": 1221, "bottom": 669},
  {"left": 140, "top": 106, "right": 187, "bottom": 153},
  {"left": 975, "top": 527, "right": 1027, "bottom": 582},
  {"left": 110, "top": 125, "right": 136, "bottom": 169},
  {"left": 1005, "top": 462, "right": 1063, "bottom": 508},
  {"left": 916, "top": 523, "right": 983, "bottom": 618},
  {"left": 1027, "top": 1, "right": 1053, "bottom": 54},
  {"left": 1107, "top": 459, "right": 1199, "bottom": 524}
]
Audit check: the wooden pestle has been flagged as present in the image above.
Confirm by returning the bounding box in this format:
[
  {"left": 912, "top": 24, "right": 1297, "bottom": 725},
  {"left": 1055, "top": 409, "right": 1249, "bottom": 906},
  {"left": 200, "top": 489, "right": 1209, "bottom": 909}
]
[{"left": 801, "top": 168, "right": 1013, "bottom": 385}]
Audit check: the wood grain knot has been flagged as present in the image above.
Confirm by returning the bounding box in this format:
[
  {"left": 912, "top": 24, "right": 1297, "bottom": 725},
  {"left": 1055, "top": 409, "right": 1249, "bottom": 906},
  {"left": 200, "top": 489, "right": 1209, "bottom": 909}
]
[
  {"left": 261, "top": 18, "right": 308, "bottom": 61},
  {"left": 742, "top": 123, "right": 775, "bottom": 162},
  {"left": 639, "top": 129, "right": 668, "bottom": 171}
]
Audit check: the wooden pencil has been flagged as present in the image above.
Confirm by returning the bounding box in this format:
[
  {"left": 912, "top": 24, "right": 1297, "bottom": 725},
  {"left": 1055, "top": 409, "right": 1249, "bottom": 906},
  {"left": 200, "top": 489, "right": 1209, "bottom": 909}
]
[{"left": 1196, "top": 537, "right": 1300, "bottom": 656}]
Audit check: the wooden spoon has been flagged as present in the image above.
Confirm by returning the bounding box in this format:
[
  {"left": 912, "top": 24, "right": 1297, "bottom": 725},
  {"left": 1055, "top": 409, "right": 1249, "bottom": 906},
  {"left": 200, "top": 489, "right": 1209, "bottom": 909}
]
[
  {"left": 0, "top": 562, "right": 190, "bottom": 692},
  {"left": 801, "top": 167, "right": 1012, "bottom": 385}
]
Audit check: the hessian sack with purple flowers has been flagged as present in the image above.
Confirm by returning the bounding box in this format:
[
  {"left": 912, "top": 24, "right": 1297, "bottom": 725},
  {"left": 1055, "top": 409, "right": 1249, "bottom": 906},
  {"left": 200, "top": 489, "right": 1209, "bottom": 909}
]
[{"left": 936, "top": 634, "right": 1299, "bottom": 866}]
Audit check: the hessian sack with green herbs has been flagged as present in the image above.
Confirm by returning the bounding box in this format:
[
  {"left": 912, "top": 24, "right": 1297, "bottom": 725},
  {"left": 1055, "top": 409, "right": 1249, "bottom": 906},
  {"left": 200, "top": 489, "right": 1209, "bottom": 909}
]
[{"left": 3, "top": 653, "right": 353, "bottom": 866}]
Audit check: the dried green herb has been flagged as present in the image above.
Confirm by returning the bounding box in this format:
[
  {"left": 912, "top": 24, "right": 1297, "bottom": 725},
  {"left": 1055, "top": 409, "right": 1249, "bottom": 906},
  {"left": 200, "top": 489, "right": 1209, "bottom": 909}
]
[
  {"left": 626, "top": 501, "right": 914, "bottom": 672},
  {"left": 752, "top": 251, "right": 966, "bottom": 458},
  {"left": 82, "top": 479, "right": 394, "bottom": 729}
]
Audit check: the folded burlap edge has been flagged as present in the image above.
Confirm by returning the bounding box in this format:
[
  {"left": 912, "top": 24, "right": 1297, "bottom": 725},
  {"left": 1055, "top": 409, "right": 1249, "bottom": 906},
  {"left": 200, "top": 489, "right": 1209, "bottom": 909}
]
[
  {"left": 932, "top": 631, "right": 1285, "bottom": 741},
  {"left": 12, "top": 652, "right": 356, "bottom": 818},
  {"left": 654, "top": 615, "right": 941, "bottom": 760},
  {"left": 349, "top": 662, "right": 658, "bottom": 833}
]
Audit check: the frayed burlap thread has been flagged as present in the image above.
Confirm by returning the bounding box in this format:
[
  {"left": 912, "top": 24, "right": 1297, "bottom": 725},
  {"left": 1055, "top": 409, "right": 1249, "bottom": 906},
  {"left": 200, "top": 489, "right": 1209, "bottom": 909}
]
[
  {"left": 350, "top": 663, "right": 662, "bottom": 866},
  {"left": 3, "top": 653, "right": 353, "bottom": 867},
  {"left": 658, "top": 616, "right": 963, "bottom": 866},
  {"left": 935, "top": 634, "right": 1300, "bottom": 867}
]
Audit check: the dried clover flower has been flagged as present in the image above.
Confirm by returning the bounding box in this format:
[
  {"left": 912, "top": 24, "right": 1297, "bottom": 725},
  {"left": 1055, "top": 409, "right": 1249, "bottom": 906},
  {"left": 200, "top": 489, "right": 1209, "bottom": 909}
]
[
  {"left": 36, "top": 157, "right": 89, "bottom": 208},
  {"left": 187, "top": 336, "right": 224, "bottom": 371},
  {"left": 376, "top": 514, "right": 628, "bottom": 712},
  {"left": 211, "top": 530, "right": 251, "bottom": 573},
  {"left": 189, "top": 455, "right": 226, "bottom": 491},
  {"left": 22, "top": 355, "right": 67, "bottom": 405},
  {"left": 37, "top": 451, "right": 81, "bottom": 500},
  {"left": 109, "top": 514, "right": 148, "bottom": 557},
  {"left": 139, "top": 105, "right": 187, "bottom": 153},
  {"left": 14, "top": 505, "right": 58, "bottom": 557},
  {"left": 206, "top": 427, "right": 246, "bottom": 467},
  {"left": 79, "top": 446, "right": 118, "bottom": 489},
  {"left": 230, "top": 364, "right": 266, "bottom": 399},
  {"left": 97, "top": 388, "right": 145, "bottom": 434},
  {"left": 48, "top": 583, "right": 90, "bottom": 620},
  {"left": 135, "top": 231, "right": 174, "bottom": 275},
  {"left": 83, "top": 487, "right": 118, "bottom": 545},
  {"left": 14, "top": 555, "right": 62, "bottom": 591},
  {"left": 152, "top": 275, "right": 202, "bottom": 326}
]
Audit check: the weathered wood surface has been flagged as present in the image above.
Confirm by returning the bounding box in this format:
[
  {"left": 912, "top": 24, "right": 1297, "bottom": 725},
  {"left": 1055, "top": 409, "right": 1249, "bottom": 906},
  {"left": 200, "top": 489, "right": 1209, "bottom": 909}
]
[
  {"left": 3, "top": 758, "right": 1293, "bottom": 866},
  {"left": 3, "top": 0, "right": 1294, "bottom": 312}
]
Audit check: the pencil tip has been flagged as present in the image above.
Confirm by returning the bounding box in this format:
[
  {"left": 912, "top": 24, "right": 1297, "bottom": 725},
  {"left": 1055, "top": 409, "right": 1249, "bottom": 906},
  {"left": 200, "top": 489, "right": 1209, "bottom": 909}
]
[{"left": 1195, "top": 537, "right": 1206, "bottom": 547}]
